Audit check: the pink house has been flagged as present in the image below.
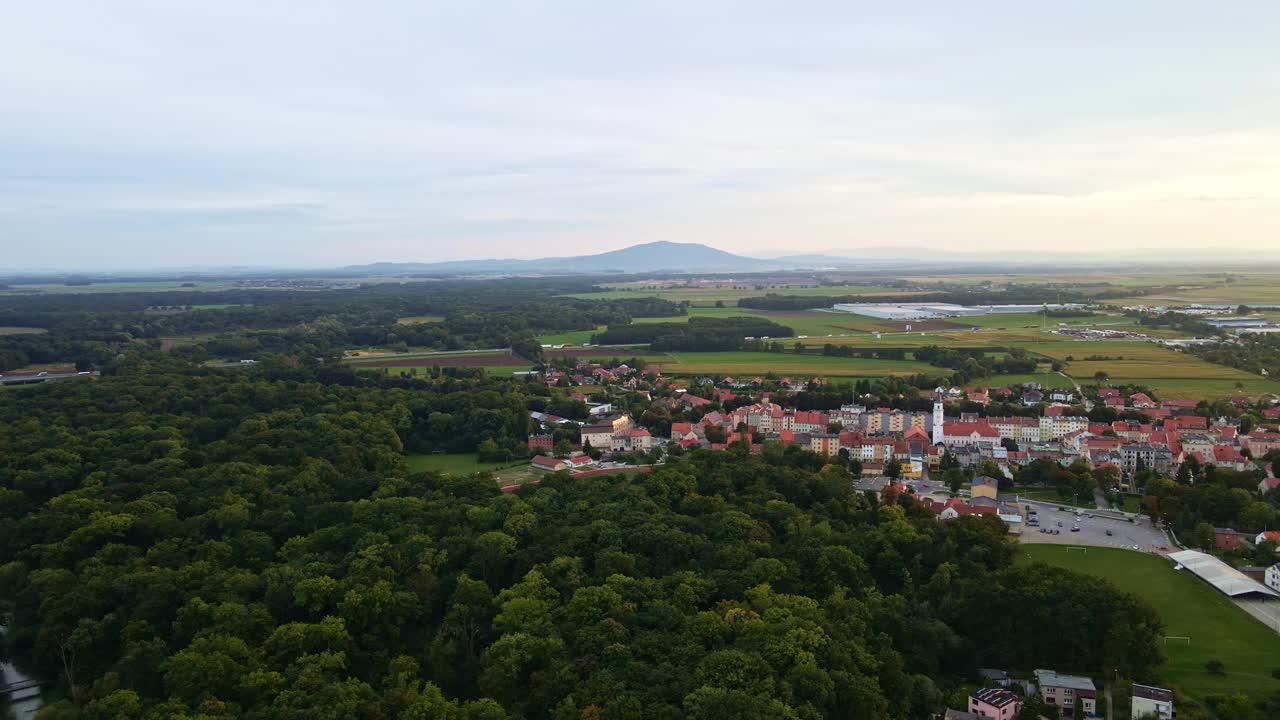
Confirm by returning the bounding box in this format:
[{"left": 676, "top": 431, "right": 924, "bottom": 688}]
[{"left": 969, "top": 688, "right": 1022, "bottom": 719}]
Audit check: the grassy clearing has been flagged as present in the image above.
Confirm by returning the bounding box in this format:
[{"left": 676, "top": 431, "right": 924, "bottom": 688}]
[
  {"left": 0, "top": 326, "right": 46, "bottom": 335},
  {"left": 1022, "top": 545, "right": 1280, "bottom": 702},
  {"left": 405, "top": 453, "right": 527, "bottom": 475},
  {"left": 396, "top": 315, "right": 445, "bottom": 325}
]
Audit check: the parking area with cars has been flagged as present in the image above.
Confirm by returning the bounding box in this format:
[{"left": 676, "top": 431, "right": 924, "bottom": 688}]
[{"left": 1019, "top": 502, "right": 1170, "bottom": 552}]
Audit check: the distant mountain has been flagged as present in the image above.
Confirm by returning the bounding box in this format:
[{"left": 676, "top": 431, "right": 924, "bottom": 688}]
[{"left": 341, "top": 241, "right": 770, "bottom": 275}]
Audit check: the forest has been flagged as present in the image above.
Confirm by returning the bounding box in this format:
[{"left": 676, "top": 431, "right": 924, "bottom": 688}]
[
  {"left": 0, "top": 280, "right": 682, "bottom": 372},
  {"left": 0, "top": 361, "right": 1167, "bottom": 719}
]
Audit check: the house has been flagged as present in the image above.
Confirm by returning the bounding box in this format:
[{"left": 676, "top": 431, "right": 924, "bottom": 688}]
[
  {"left": 1130, "top": 684, "right": 1174, "bottom": 720},
  {"left": 1259, "top": 476, "right": 1280, "bottom": 495},
  {"left": 1022, "top": 389, "right": 1044, "bottom": 407},
  {"left": 530, "top": 455, "right": 570, "bottom": 472},
  {"left": 969, "top": 687, "right": 1022, "bottom": 720},
  {"left": 944, "top": 711, "right": 980, "bottom": 720},
  {"left": 1215, "top": 528, "right": 1253, "bottom": 551},
  {"left": 971, "top": 476, "right": 1000, "bottom": 500},
  {"left": 927, "top": 497, "right": 997, "bottom": 520},
  {"left": 1034, "top": 669, "right": 1097, "bottom": 717},
  {"left": 680, "top": 393, "right": 712, "bottom": 408},
  {"left": 1104, "top": 396, "right": 1126, "bottom": 409},
  {"left": 1266, "top": 563, "right": 1280, "bottom": 593},
  {"left": 1130, "top": 392, "right": 1156, "bottom": 409},
  {"left": 978, "top": 668, "right": 1011, "bottom": 687},
  {"left": 527, "top": 433, "right": 554, "bottom": 451},
  {"left": 1049, "top": 388, "right": 1075, "bottom": 403},
  {"left": 1256, "top": 530, "right": 1280, "bottom": 546}
]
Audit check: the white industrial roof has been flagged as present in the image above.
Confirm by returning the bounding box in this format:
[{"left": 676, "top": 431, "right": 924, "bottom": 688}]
[{"left": 1168, "top": 550, "right": 1280, "bottom": 598}]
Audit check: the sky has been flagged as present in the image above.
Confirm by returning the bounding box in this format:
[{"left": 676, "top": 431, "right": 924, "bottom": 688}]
[{"left": 3, "top": 2, "right": 1280, "bottom": 270}]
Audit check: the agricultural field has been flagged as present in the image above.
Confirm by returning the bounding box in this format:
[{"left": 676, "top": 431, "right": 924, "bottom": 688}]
[
  {"left": 648, "top": 351, "right": 937, "bottom": 378},
  {"left": 345, "top": 349, "right": 534, "bottom": 376},
  {"left": 0, "top": 326, "right": 46, "bottom": 335},
  {"left": 404, "top": 453, "right": 526, "bottom": 475},
  {"left": 562, "top": 283, "right": 918, "bottom": 306},
  {"left": 1109, "top": 272, "right": 1280, "bottom": 306},
  {"left": 1023, "top": 546, "right": 1280, "bottom": 704}
]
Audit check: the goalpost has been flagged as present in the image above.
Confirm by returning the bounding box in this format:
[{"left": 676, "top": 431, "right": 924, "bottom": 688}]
[
  {"left": 1065, "top": 546, "right": 1087, "bottom": 554},
  {"left": 1164, "top": 636, "right": 1191, "bottom": 646}
]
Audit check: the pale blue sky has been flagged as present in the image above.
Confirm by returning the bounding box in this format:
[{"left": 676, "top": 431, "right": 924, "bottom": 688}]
[{"left": 3, "top": 2, "right": 1279, "bottom": 269}]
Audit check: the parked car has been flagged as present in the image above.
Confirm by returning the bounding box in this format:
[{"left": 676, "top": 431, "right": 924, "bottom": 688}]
[{"left": 1071, "top": 527, "right": 1080, "bottom": 532}]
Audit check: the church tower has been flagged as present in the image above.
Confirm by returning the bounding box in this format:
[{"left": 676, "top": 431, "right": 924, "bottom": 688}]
[{"left": 932, "top": 388, "right": 945, "bottom": 444}]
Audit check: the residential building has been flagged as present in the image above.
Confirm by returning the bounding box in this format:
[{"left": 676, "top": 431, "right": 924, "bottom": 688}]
[
  {"left": 527, "top": 434, "right": 554, "bottom": 451},
  {"left": 530, "top": 455, "right": 570, "bottom": 472},
  {"left": 971, "top": 476, "right": 1000, "bottom": 500},
  {"left": 1265, "top": 563, "right": 1280, "bottom": 593},
  {"left": 1035, "top": 669, "right": 1097, "bottom": 717},
  {"left": 1130, "top": 684, "right": 1174, "bottom": 720},
  {"left": 940, "top": 422, "right": 1002, "bottom": 448},
  {"left": 969, "top": 687, "right": 1022, "bottom": 720},
  {"left": 944, "top": 711, "right": 981, "bottom": 720}
]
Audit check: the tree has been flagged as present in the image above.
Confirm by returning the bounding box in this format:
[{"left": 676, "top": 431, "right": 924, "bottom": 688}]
[
  {"left": 885, "top": 459, "right": 903, "bottom": 480},
  {"left": 944, "top": 468, "right": 965, "bottom": 496}
]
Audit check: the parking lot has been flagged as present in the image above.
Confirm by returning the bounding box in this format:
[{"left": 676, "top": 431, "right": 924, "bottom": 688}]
[{"left": 1019, "top": 502, "right": 1171, "bottom": 553}]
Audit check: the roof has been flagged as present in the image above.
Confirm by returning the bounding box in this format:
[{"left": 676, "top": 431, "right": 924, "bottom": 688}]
[
  {"left": 943, "top": 711, "right": 980, "bottom": 720},
  {"left": 1131, "top": 684, "right": 1173, "bottom": 703},
  {"left": 944, "top": 422, "right": 1000, "bottom": 438},
  {"left": 1168, "top": 549, "right": 1280, "bottom": 598},
  {"left": 971, "top": 688, "right": 1020, "bottom": 708},
  {"left": 530, "top": 455, "right": 564, "bottom": 468},
  {"left": 1034, "top": 669, "right": 1095, "bottom": 692}
]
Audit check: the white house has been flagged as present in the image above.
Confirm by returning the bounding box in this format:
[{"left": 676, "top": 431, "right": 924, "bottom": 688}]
[
  {"left": 1130, "top": 684, "right": 1174, "bottom": 720},
  {"left": 1266, "top": 563, "right": 1280, "bottom": 593}
]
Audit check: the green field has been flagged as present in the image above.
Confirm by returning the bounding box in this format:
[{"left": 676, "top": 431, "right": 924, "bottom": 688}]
[
  {"left": 405, "top": 453, "right": 527, "bottom": 475},
  {"left": 537, "top": 327, "right": 604, "bottom": 345},
  {"left": 0, "top": 326, "right": 47, "bottom": 335},
  {"left": 1023, "top": 546, "right": 1280, "bottom": 702}
]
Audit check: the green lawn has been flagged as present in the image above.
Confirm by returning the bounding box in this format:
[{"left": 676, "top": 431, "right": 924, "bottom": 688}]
[
  {"left": 405, "top": 453, "right": 527, "bottom": 475},
  {"left": 1023, "top": 546, "right": 1280, "bottom": 702},
  {"left": 1013, "top": 487, "right": 1097, "bottom": 508},
  {"left": 1117, "top": 494, "right": 1143, "bottom": 513}
]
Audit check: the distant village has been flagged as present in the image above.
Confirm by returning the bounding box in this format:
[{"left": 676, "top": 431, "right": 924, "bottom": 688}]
[{"left": 528, "top": 359, "right": 1277, "bottom": 489}]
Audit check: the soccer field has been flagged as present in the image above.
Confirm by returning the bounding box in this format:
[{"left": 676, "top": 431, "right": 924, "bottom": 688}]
[{"left": 1022, "top": 546, "right": 1280, "bottom": 702}]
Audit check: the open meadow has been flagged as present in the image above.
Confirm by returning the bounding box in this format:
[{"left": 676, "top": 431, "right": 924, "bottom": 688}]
[{"left": 1022, "top": 546, "right": 1280, "bottom": 704}]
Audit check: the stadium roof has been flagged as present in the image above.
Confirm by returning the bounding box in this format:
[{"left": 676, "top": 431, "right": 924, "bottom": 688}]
[{"left": 1168, "top": 550, "right": 1280, "bottom": 598}]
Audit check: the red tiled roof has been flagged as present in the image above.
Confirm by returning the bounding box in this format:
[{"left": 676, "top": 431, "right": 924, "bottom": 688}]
[{"left": 943, "top": 422, "right": 1000, "bottom": 438}]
